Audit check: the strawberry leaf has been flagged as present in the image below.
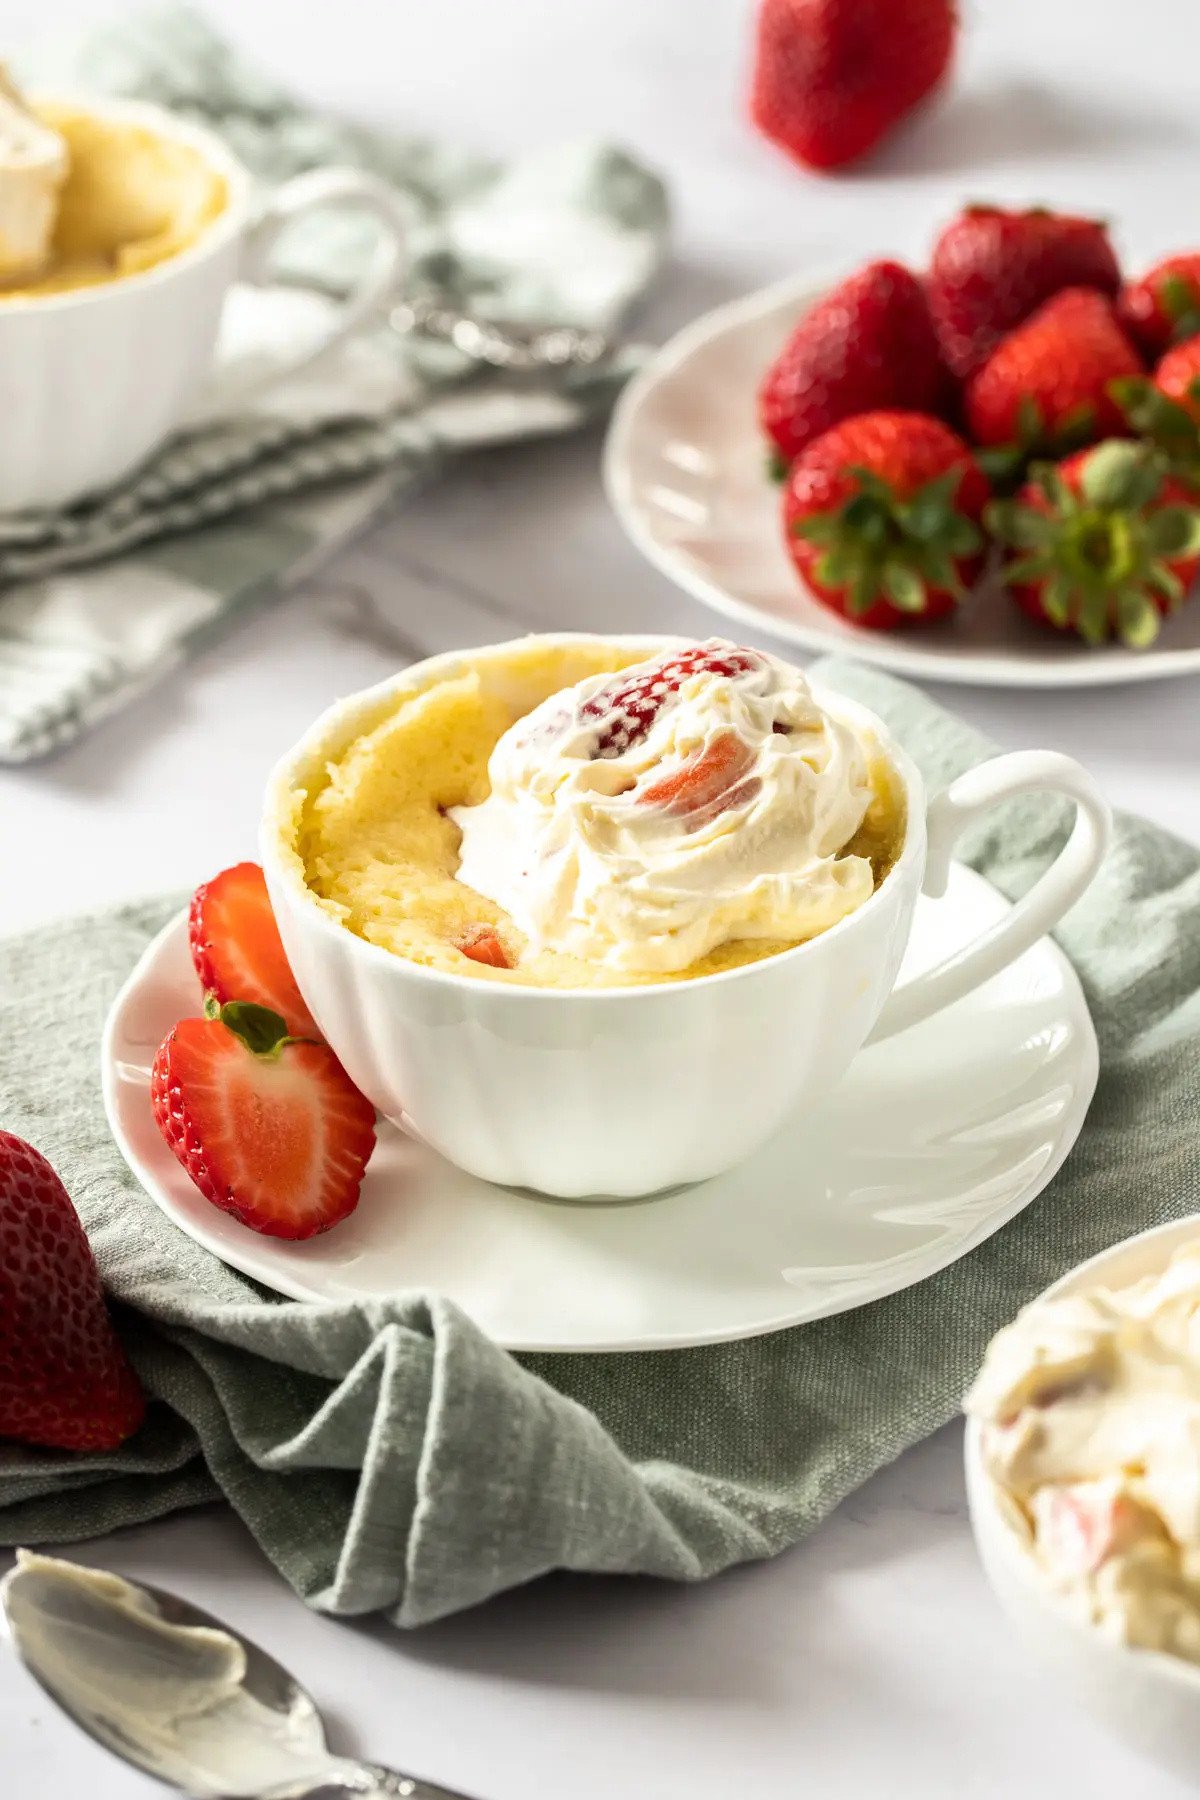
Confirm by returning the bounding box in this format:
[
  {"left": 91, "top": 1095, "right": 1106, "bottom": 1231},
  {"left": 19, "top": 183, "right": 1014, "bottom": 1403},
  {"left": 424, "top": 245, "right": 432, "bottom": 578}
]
[
  {"left": 815, "top": 549, "right": 858, "bottom": 587},
  {"left": 1161, "top": 272, "right": 1199, "bottom": 324},
  {"left": 1144, "top": 505, "right": 1200, "bottom": 558},
  {"left": 792, "top": 513, "right": 841, "bottom": 544},
  {"left": 847, "top": 569, "right": 879, "bottom": 617},
  {"left": 1041, "top": 576, "right": 1075, "bottom": 627},
  {"left": 219, "top": 1001, "right": 291, "bottom": 1058},
  {"left": 1001, "top": 553, "right": 1055, "bottom": 586},
  {"left": 1034, "top": 464, "right": 1076, "bottom": 514},
  {"left": 975, "top": 444, "right": 1029, "bottom": 489},
  {"left": 766, "top": 446, "right": 790, "bottom": 484},
  {"left": 882, "top": 563, "right": 926, "bottom": 613},
  {"left": 984, "top": 500, "right": 1056, "bottom": 550},
  {"left": 1078, "top": 441, "right": 1163, "bottom": 512},
  {"left": 1016, "top": 395, "right": 1044, "bottom": 448},
  {"left": 1146, "top": 562, "right": 1186, "bottom": 606},
  {"left": 1114, "top": 587, "right": 1163, "bottom": 646},
  {"left": 1110, "top": 377, "right": 1199, "bottom": 456}
]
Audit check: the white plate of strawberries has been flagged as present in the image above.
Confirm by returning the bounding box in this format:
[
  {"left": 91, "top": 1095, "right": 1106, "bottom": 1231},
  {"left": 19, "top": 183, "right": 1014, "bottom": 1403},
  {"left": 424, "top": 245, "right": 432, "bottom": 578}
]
[{"left": 605, "top": 207, "right": 1200, "bottom": 687}]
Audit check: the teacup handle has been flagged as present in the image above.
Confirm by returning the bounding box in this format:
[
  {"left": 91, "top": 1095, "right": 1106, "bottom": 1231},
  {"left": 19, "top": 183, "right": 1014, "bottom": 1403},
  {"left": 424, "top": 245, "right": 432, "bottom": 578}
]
[
  {"left": 869, "top": 751, "right": 1112, "bottom": 1043},
  {"left": 237, "top": 166, "right": 411, "bottom": 389}
]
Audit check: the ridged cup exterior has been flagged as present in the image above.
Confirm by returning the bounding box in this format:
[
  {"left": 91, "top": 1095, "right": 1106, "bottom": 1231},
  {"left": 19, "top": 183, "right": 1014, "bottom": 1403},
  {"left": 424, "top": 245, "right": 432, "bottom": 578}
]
[
  {"left": 0, "top": 97, "right": 248, "bottom": 512},
  {"left": 261, "top": 637, "right": 926, "bottom": 1200}
]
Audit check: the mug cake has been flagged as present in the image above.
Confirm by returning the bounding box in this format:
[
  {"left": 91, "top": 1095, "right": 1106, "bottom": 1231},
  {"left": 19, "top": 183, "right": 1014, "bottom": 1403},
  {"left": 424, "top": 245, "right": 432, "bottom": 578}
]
[
  {"left": 285, "top": 637, "right": 906, "bottom": 989},
  {"left": 0, "top": 68, "right": 226, "bottom": 297}
]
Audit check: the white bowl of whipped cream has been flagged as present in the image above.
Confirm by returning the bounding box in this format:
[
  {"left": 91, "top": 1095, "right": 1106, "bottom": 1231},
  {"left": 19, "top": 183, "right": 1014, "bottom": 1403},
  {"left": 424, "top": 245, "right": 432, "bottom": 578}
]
[{"left": 966, "top": 1217, "right": 1200, "bottom": 1781}]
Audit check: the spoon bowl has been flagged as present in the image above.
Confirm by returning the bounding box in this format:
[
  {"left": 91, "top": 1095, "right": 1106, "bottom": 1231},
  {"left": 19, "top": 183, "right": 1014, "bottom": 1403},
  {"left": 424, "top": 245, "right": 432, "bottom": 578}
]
[{"left": 0, "top": 1552, "right": 472, "bottom": 1799}]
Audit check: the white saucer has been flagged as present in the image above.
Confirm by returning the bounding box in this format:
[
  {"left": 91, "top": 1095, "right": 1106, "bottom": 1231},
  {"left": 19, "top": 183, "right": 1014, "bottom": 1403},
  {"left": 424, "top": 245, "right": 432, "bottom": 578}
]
[
  {"left": 102, "top": 864, "right": 1097, "bottom": 1353},
  {"left": 604, "top": 270, "right": 1200, "bottom": 689}
]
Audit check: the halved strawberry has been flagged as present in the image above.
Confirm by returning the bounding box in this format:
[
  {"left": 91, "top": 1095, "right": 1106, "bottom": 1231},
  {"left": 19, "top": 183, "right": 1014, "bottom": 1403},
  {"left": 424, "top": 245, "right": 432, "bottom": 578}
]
[
  {"left": 457, "top": 926, "right": 512, "bottom": 969},
  {"left": 578, "top": 644, "right": 766, "bottom": 759},
  {"left": 189, "top": 863, "right": 319, "bottom": 1040},
  {"left": 637, "top": 728, "right": 759, "bottom": 822},
  {"left": 151, "top": 1002, "right": 376, "bottom": 1240},
  {"left": 0, "top": 1130, "right": 145, "bottom": 1452}
]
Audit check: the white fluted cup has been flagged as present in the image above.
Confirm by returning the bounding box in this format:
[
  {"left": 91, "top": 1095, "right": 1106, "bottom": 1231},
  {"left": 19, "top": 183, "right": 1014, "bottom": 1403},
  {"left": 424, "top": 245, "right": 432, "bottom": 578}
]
[
  {"left": 0, "top": 96, "right": 411, "bottom": 512},
  {"left": 261, "top": 636, "right": 1111, "bottom": 1200}
]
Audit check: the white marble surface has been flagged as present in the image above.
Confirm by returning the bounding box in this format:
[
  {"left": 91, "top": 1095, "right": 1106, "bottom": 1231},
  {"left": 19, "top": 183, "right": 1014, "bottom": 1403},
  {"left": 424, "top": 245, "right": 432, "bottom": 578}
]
[{"left": 1, "top": 0, "right": 1198, "bottom": 1793}]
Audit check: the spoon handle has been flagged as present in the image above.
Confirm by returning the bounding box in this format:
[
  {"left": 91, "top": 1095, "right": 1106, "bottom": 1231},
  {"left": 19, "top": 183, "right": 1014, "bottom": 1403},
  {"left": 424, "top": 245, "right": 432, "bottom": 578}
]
[
  {"left": 308, "top": 1763, "right": 480, "bottom": 1799},
  {"left": 359, "top": 1770, "right": 477, "bottom": 1799}
]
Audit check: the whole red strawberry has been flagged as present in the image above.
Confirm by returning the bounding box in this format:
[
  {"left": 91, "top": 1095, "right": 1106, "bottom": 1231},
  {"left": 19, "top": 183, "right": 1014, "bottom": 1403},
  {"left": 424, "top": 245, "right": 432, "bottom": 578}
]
[
  {"left": 759, "top": 261, "right": 948, "bottom": 464},
  {"left": 965, "top": 289, "right": 1142, "bottom": 454},
  {"left": 190, "top": 861, "right": 319, "bottom": 1040},
  {"left": 928, "top": 205, "right": 1120, "bottom": 379},
  {"left": 152, "top": 1001, "right": 376, "bottom": 1240},
  {"left": 0, "top": 1131, "right": 145, "bottom": 1452},
  {"left": 986, "top": 440, "right": 1200, "bottom": 646},
  {"left": 784, "top": 410, "right": 988, "bottom": 627},
  {"left": 1118, "top": 253, "right": 1200, "bottom": 357},
  {"left": 750, "top": 0, "right": 957, "bottom": 171},
  {"left": 1109, "top": 337, "right": 1200, "bottom": 479},
  {"left": 1153, "top": 335, "right": 1200, "bottom": 426}
]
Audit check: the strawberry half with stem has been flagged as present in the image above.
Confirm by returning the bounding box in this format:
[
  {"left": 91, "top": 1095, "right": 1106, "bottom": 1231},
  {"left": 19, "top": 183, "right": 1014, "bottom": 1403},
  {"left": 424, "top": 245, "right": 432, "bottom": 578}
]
[
  {"left": 152, "top": 1001, "right": 376, "bottom": 1239},
  {"left": 758, "top": 260, "right": 949, "bottom": 465},
  {"left": 750, "top": 0, "right": 957, "bottom": 172},
  {"left": 965, "top": 289, "right": 1143, "bottom": 471},
  {"left": 190, "top": 862, "right": 319, "bottom": 1040},
  {"left": 1118, "top": 253, "right": 1200, "bottom": 357},
  {"left": 784, "top": 411, "right": 988, "bottom": 627},
  {"left": 986, "top": 439, "right": 1200, "bottom": 646},
  {"left": 0, "top": 1130, "right": 145, "bottom": 1452},
  {"left": 928, "top": 205, "right": 1121, "bottom": 380}
]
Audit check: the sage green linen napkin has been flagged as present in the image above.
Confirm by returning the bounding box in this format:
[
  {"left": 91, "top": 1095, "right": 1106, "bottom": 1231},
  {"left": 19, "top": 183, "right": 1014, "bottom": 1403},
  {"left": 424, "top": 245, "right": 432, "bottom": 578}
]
[{"left": 1, "top": 663, "right": 1197, "bottom": 1625}]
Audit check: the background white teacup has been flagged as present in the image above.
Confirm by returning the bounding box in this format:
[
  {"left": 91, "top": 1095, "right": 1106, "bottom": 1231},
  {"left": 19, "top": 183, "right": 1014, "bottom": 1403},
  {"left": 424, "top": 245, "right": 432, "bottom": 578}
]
[
  {"left": 262, "top": 636, "right": 1113, "bottom": 1200},
  {"left": 0, "top": 96, "right": 410, "bottom": 513}
]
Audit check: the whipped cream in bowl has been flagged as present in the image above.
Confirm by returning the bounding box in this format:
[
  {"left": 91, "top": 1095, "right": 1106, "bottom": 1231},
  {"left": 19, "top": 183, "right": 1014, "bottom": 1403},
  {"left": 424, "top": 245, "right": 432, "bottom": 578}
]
[
  {"left": 451, "top": 640, "right": 879, "bottom": 974},
  {"left": 965, "top": 1218, "right": 1200, "bottom": 1779},
  {"left": 0, "top": 67, "right": 67, "bottom": 282}
]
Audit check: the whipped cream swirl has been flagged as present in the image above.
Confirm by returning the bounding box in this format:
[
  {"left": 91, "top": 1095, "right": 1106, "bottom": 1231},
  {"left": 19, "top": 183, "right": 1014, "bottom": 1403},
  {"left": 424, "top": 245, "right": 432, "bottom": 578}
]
[
  {"left": 450, "top": 640, "right": 876, "bottom": 972},
  {"left": 0, "top": 68, "right": 66, "bottom": 281},
  {"left": 968, "top": 1244, "right": 1200, "bottom": 1665}
]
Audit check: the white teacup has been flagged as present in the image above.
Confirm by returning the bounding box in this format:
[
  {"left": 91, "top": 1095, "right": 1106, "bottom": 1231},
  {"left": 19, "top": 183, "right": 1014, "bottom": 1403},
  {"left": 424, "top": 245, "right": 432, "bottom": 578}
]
[
  {"left": 0, "top": 96, "right": 409, "bottom": 512},
  {"left": 261, "top": 636, "right": 1112, "bottom": 1200}
]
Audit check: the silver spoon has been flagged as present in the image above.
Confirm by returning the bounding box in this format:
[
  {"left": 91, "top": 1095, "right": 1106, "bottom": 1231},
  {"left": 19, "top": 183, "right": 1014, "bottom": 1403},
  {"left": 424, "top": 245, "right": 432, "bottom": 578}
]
[{"left": 0, "top": 1552, "right": 477, "bottom": 1799}]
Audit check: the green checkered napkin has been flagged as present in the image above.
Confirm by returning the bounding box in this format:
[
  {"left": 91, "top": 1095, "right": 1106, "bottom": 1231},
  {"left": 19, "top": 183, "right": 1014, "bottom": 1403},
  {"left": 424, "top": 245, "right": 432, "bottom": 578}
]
[
  {"left": 0, "top": 6, "right": 667, "bottom": 763},
  {"left": 1, "top": 662, "right": 1196, "bottom": 1626}
]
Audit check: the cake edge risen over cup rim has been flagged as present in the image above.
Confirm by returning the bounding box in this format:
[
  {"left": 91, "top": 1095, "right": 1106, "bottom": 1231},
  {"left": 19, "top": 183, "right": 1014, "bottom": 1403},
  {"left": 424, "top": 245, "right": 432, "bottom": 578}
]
[
  {"left": 0, "top": 90, "right": 246, "bottom": 315},
  {"left": 260, "top": 631, "right": 922, "bottom": 1002}
]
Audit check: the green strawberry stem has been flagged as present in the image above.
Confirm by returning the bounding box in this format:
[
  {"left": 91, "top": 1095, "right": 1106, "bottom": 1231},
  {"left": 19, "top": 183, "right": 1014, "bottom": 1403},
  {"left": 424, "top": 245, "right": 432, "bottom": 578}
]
[
  {"left": 976, "top": 395, "right": 1099, "bottom": 496},
  {"left": 1109, "top": 375, "right": 1200, "bottom": 479},
  {"left": 204, "top": 995, "right": 297, "bottom": 1058},
  {"left": 792, "top": 465, "right": 982, "bottom": 615},
  {"left": 1160, "top": 272, "right": 1200, "bottom": 345},
  {"left": 985, "top": 439, "right": 1200, "bottom": 646}
]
